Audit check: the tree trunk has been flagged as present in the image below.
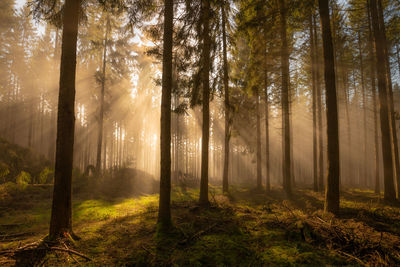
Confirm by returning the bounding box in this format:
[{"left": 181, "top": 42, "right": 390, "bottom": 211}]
[
  {"left": 199, "top": 0, "right": 210, "bottom": 206},
  {"left": 221, "top": 1, "right": 230, "bottom": 193},
  {"left": 256, "top": 86, "right": 262, "bottom": 189},
  {"left": 358, "top": 31, "right": 368, "bottom": 188},
  {"left": 369, "top": 0, "right": 396, "bottom": 201},
  {"left": 158, "top": 0, "right": 173, "bottom": 229},
  {"left": 49, "top": 0, "right": 80, "bottom": 239},
  {"left": 279, "top": 0, "right": 291, "bottom": 197},
  {"left": 314, "top": 14, "right": 324, "bottom": 192},
  {"left": 48, "top": 27, "right": 59, "bottom": 161},
  {"left": 96, "top": 16, "right": 110, "bottom": 174},
  {"left": 318, "top": 0, "right": 340, "bottom": 215},
  {"left": 367, "top": 1, "right": 380, "bottom": 194},
  {"left": 310, "top": 13, "right": 318, "bottom": 192},
  {"left": 264, "top": 42, "right": 270, "bottom": 192},
  {"left": 377, "top": 0, "right": 400, "bottom": 198}
]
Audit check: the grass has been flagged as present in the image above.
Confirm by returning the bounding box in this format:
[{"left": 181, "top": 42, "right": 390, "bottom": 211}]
[{"left": 1, "top": 184, "right": 400, "bottom": 266}]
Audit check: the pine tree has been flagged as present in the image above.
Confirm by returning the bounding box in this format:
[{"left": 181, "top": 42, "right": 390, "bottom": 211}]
[
  {"left": 221, "top": 0, "right": 230, "bottom": 193},
  {"left": 49, "top": 0, "right": 80, "bottom": 238},
  {"left": 279, "top": 0, "right": 292, "bottom": 197},
  {"left": 369, "top": 0, "right": 396, "bottom": 202},
  {"left": 318, "top": 0, "right": 340, "bottom": 214},
  {"left": 158, "top": 0, "right": 173, "bottom": 229},
  {"left": 199, "top": 0, "right": 211, "bottom": 206}
]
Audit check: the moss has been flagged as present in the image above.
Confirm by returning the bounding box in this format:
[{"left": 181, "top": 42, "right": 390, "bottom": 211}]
[{"left": 2, "top": 187, "right": 400, "bottom": 266}]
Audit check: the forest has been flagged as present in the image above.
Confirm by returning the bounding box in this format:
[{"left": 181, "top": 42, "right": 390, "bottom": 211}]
[{"left": 0, "top": 0, "right": 400, "bottom": 265}]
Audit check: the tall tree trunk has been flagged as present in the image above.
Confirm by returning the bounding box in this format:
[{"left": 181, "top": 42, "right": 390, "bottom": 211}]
[
  {"left": 279, "top": 0, "right": 291, "bottom": 197},
  {"left": 49, "top": 0, "right": 80, "bottom": 239},
  {"left": 158, "top": 0, "right": 173, "bottom": 228},
  {"left": 367, "top": 1, "right": 380, "bottom": 194},
  {"left": 221, "top": 2, "right": 230, "bottom": 193},
  {"left": 318, "top": 0, "right": 340, "bottom": 214},
  {"left": 199, "top": 0, "right": 211, "bottom": 206},
  {"left": 256, "top": 87, "right": 262, "bottom": 189},
  {"left": 48, "top": 27, "right": 59, "bottom": 161},
  {"left": 342, "top": 65, "right": 351, "bottom": 186},
  {"left": 369, "top": 0, "right": 396, "bottom": 201},
  {"left": 310, "top": 13, "right": 318, "bottom": 192},
  {"left": 96, "top": 16, "right": 110, "bottom": 174},
  {"left": 174, "top": 94, "right": 179, "bottom": 178},
  {"left": 264, "top": 43, "right": 270, "bottom": 192},
  {"left": 377, "top": 0, "right": 400, "bottom": 198},
  {"left": 314, "top": 14, "right": 324, "bottom": 192},
  {"left": 358, "top": 31, "right": 368, "bottom": 188}
]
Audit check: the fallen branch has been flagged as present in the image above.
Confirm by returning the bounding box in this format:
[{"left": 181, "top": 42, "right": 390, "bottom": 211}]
[
  {"left": 47, "top": 247, "right": 92, "bottom": 262},
  {"left": 337, "top": 250, "right": 366, "bottom": 266}
]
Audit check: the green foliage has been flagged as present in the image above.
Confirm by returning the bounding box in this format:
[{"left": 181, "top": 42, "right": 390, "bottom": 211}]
[
  {"left": 15, "top": 171, "right": 31, "bottom": 188},
  {"left": 38, "top": 167, "right": 53, "bottom": 184},
  {"left": 2, "top": 187, "right": 400, "bottom": 265},
  {"left": 0, "top": 138, "right": 51, "bottom": 184},
  {"left": 0, "top": 162, "right": 10, "bottom": 182}
]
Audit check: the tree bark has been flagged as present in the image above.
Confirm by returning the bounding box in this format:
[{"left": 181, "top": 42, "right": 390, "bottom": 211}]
[
  {"left": 96, "top": 16, "right": 110, "bottom": 174},
  {"left": 318, "top": 0, "right": 340, "bottom": 214},
  {"left": 367, "top": 0, "right": 381, "bottom": 194},
  {"left": 256, "top": 86, "right": 262, "bottom": 189},
  {"left": 310, "top": 12, "right": 318, "bottom": 192},
  {"left": 49, "top": 0, "right": 80, "bottom": 238},
  {"left": 358, "top": 31, "right": 368, "bottom": 188},
  {"left": 158, "top": 0, "right": 173, "bottom": 229},
  {"left": 369, "top": 0, "right": 396, "bottom": 201},
  {"left": 313, "top": 14, "right": 324, "bottom": 192},
  {"left": 279, "top": 0, "right": 291, "bottom": 197},
  {"left": 199, "top": 0, "right": 210, "bottom": 206},
  {"left": 264, "top": 42, "right": 270, "bottom": 192},
  {"left": 221, "top": 1, "right": 230, "bottom": 193},
  {"left": 377, "top": 0, "right": 400, "bottom": 198}
]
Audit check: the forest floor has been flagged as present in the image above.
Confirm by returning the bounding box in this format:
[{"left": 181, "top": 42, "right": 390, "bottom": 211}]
[{"left": 1, "top": 184, "right": 400, "bottom": 266}]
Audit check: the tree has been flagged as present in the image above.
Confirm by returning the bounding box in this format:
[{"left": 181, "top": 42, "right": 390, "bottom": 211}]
[
  {"left": 369, "top": 0, "right": 396, "bottom": 201},
  {"left": 309, "top": 11, "right": 318, "bottom": 192},
  {"left": 158, "top": 0, "right": 173, "bottom": 229},
  {"left": 279, "top": 0, "right": 291, "bottom": 197},
  {"left": 318, "top": 0, "right": 340, "bottom": 214},
  {"left": 95, "top": 15, "right": 110, "bottom": 175},
  {"left": 49, "top": 0, "right": 81, "bottom": 238},
  {"left": 199, "top": 0, "right": 211, "bottom": 206},
  {"left": 367, "top": 0, "right": 380, "bottom": 194},
  {"left": 264, "top": 45, "right": 270, "bottom": 193},
  {"left": 255, "top": 85, "right": 262, "bottom": 190},
  {"left": 313, "top": 14, "right": 324, "bottom": 192},
  {"left": 377, "top": 0, "right": 400, "bottom": 199},
  {"left": 221, "top": 0, "right": 230, "bottom": 193}
]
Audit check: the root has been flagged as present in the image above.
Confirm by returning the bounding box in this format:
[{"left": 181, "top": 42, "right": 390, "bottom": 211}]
[{"left": 0, "top": 236, "right": 92, "bottom": 265}]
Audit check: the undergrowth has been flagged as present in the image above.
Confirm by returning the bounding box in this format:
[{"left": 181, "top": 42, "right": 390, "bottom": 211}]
[{"left": 0, "top": 185, "right": 399, "bottom": 266}]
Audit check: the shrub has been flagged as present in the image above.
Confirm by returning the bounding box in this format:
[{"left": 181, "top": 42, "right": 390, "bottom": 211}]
[
  {"left": 16, "top": 171, "right": 31, "bottom": 189},
  {"left": 38, "top": 167, "right": 54, "bottom": 184},
  {"left": 0, "top": 162, "right": 10, "bottom": 183}
]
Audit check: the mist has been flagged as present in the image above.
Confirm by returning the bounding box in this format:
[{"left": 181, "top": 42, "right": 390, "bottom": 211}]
[{"left": 1, "top": 0, "right": 400, "bottom": 266}]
